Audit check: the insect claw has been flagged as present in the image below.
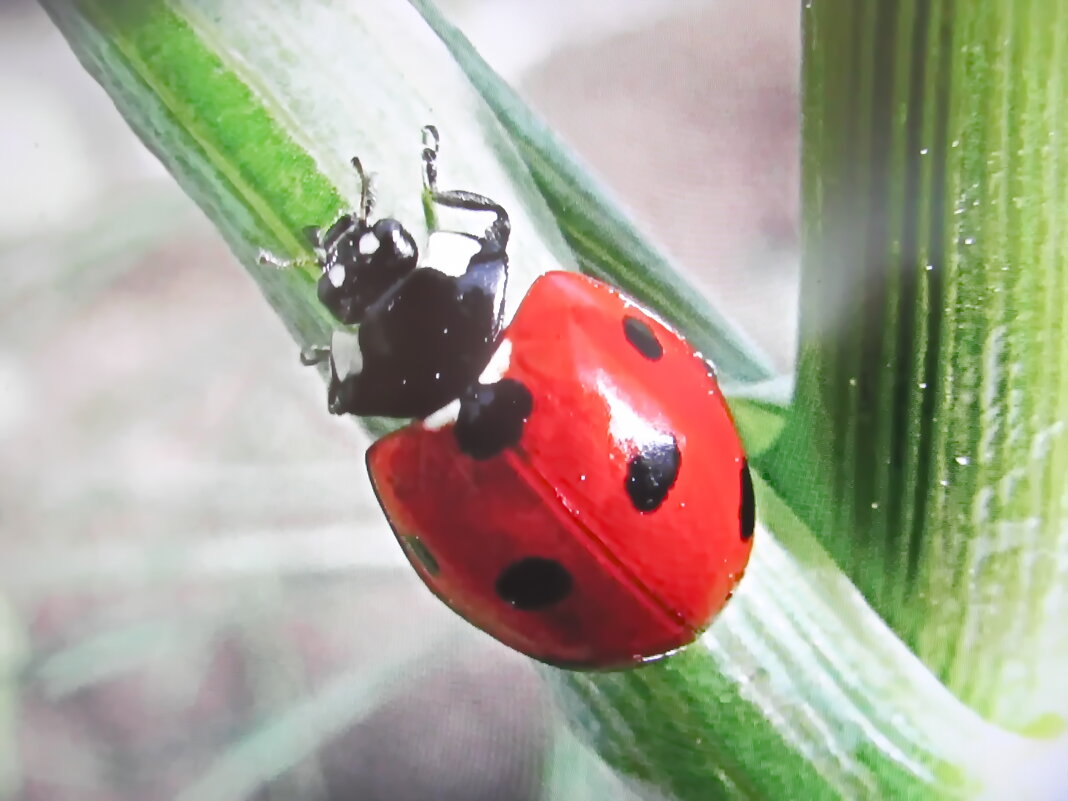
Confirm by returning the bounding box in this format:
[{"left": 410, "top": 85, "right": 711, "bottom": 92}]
[
  {"left": 421, "top": 124, "right": 440, "bottom": 192},
  {"left": 259, "top": 249, "right": 294, "bottom": 269},
  {"left": 300, "top": 345, "right": 332, "bottom": 366},
  {"left": 421, "top": 124, "right": 440, "bottom": 152}
]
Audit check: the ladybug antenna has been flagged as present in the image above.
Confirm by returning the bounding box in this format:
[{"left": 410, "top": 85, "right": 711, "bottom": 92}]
[{"left": 351, "top": 155, "right": 375, "bottom": 224}]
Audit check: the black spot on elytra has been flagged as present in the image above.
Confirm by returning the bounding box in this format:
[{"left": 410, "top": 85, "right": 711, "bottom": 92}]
[
  {"left": 740, "top": 459, "right": 755, "bottom": 540},
  {"left": 495, "top": 557, "right": 573, "bottom": 610},
  {"left": 400, "top": 535, "right": 439, "bottom": 575},
  {"left": 454, "top": 378, "right": 533, "bottom": 460},
  {"left": 625, "top": 434, "right": 681, "bottom": 512},
  {"left": 623, "top": 315, "right": 663, "bottom": 361}
]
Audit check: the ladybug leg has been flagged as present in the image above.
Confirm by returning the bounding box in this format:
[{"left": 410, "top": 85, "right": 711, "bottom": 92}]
[
  {"left": 421, "top": 125, "right": 511, "bottom": 255},
  {"left": 297, "top": 330, "right": 368, "bottom": 416},
  {"left": 420, "top": 124, "right": 442, "bottom": 192},
  {"left": 256, "top": 220, "right": 332, "bottom": 271},
  {"left": 430, "top": 190, "right": 511, "bottom": 255},
  {"left": 419, "top": 125, "right": 510, "bottom": 336},
  {"left": 299, "top": 345, "right": 331, "bottom": 366},
  {"left": 257, "top": 248, "right": 317, "bottom": 271}
]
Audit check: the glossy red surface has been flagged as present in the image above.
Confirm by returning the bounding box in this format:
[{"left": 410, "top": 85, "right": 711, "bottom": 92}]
[{"left": 368, "top": 272, "right": 753, "bottom": 669}]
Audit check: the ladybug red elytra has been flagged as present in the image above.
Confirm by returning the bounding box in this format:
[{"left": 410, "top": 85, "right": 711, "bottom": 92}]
[{"left": 266, "top": 126, "right": 755, "bottom": 669}]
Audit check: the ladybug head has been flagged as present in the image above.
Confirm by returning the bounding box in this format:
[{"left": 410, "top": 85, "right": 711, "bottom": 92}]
[
  {"left": 311, "top": 156, "right": 420, "bottom": 326},
  {"left": 315, "top": 214, "right": 419, "bottom": 325}
]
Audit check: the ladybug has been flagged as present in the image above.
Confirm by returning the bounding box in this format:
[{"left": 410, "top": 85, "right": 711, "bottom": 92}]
[{"left": 276, "top": 126, "right": 755, "bottom": 669}]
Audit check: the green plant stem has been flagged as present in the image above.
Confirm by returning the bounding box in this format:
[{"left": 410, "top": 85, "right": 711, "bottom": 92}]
[
  {"left": 770, "top": 0, "right": 1068, "bottom": 730},
  {"left": 549, "top": 476, "right": 1058, "bottom": 800}
]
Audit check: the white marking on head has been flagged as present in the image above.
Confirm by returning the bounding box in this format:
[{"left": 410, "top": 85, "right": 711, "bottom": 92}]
[
  {"left": 478, "top": 338, "right": 512, "bottom": 385},
  {"left": 358, "top": 232, "right": 379, "bottom": 256},
  {"left": 424, "top": 231, "right": 480, "bottom": 278},
  {"left": 423, "top": 398, "right": 461, "bottom": 430},
  {"left": 327, "top": 264, "right": 346, "bottom": 288},
  {"left": 329, "top": 329, "right": 364, "bottom": 381},
  {"left": 392, "top": 227, "right": 415, "bottom": 259}
]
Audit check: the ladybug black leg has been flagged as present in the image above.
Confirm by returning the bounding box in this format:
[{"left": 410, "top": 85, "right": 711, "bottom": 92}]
[
  {"left": 416, "top": 124, "right": 511, "bottom": 364},
  {"left": 257, "top": 249, "right": 317, "bottom": 270},
  {"left": 421, "top": 125, "right": 511, "bottom": 255},
  {"left": 299, "top": 345, "right": 331, "bottom": 366},
  {"left": 256, "top": 221, "right": 332, "bottom": 272},
  {"left": 430, "top": 190, "right": 511, "bottom": 255},
  {"left": 420, "top": 124, "right": 442, "bottom": 190}
]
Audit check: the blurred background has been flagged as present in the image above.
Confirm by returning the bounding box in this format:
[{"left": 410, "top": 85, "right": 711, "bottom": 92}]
[{"left": 0, "top": 1, "right": 797, "bottom": 799}]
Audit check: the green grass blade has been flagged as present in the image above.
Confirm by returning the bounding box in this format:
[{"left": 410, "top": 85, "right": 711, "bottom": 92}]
[
  {"left": 772, "top": 0, "right": 1068, "bottom": 732},
  {"left": 551, "top": 475, "right": 1051, "bottom": 800},
  {"left": 172, "top": 629, "right": 451, "bottom": 801}
]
